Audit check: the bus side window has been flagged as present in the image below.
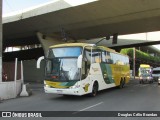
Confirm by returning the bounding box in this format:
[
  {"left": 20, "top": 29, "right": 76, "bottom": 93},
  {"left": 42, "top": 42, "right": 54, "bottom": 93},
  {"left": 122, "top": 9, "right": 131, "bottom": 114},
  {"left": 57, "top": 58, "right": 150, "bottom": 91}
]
[
  {"left": 105, "top": 51, "right": 113, "bottom": 64},
  {"left": 102, "top": 51, "right": 106, "bottom": 62},
  {"left": 95, "top": 54, "right": 101, "bottom": 63},
  {"left": 92, "top": 49, "right": 102, "bottom": 63}
]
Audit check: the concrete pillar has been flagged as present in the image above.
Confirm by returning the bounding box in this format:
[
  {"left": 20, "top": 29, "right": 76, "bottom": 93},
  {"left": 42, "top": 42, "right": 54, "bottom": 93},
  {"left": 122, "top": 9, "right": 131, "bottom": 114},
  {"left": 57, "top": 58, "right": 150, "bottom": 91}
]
[
  {"left": 36, "top": 32, "right": 64, "bottom": 56},
  {"left": 0, "top": 0, "right": 2, "bottom": 82}
]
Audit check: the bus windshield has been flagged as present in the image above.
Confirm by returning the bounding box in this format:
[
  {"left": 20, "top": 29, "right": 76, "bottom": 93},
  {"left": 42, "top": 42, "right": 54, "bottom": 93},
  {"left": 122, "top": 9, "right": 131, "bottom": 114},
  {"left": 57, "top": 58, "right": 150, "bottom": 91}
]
[
  {"left": 139, "top": 68, "right": 151, "bottom": 76},
  {"left": 45, "top": 47, "right": 82, "bottom": 81}
]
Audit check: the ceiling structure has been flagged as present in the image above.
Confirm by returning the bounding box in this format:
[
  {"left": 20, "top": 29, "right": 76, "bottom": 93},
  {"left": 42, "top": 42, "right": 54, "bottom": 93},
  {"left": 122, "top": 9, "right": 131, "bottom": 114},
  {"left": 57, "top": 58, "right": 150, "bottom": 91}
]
[
  {"left": 3, "top": 0, "right": 160, "bottom": 43},
  {"left": 2, "top": 0, "right": 160, "bottom": 61}
]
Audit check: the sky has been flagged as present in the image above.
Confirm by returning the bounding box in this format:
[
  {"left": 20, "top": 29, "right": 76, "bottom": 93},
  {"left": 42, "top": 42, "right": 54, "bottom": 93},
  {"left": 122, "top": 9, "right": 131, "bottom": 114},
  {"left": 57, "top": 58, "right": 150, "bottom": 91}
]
[
  {"left": 2, "top": 0, "right": 160, "bottom": 50},
  {"left": 3, "top": 0, "right": 53, "bottom": 14}
]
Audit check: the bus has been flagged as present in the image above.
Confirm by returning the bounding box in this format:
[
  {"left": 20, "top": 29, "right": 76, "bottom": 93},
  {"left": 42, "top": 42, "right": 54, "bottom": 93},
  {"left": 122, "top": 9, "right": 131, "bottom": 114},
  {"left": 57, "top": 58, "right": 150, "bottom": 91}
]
[
  {"left": 37, "top": 43, "right": 130, "bottom": 96},
  {"left": 138, "top": 64, "right": 153, "bottom": 84}
]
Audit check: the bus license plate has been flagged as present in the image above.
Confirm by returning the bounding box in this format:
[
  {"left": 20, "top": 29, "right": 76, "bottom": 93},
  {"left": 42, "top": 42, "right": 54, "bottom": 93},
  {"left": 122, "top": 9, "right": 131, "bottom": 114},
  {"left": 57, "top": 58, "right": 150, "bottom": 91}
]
[{"left": 57, "top": 90, "right": 63, "bottom": 94}]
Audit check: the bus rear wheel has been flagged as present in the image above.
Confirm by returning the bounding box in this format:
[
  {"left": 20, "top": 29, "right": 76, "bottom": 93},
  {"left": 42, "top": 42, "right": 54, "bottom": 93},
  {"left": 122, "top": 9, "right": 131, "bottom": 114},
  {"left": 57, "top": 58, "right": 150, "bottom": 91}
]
[
  {"left": 119, "top": 79, "right": 125, "bottom": 89},
  {"left": 140, "top": 80, "right": 144, "bottom": 84},
  {"left": 90, "top": 82, "right": 98, "bottom": 97}
]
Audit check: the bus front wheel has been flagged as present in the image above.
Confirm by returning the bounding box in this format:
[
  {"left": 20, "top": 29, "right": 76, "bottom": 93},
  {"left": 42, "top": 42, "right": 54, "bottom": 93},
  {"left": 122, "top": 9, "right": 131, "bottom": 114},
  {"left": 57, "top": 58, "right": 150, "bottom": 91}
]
[{"left": 90, "top": 82, "right": 98, "bottom": 97}]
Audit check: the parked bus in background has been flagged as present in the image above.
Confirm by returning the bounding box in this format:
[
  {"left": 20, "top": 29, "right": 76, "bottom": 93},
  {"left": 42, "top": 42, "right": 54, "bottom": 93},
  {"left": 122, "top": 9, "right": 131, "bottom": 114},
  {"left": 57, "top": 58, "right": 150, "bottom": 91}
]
[
  {"left": 138, "top": 64, "right": 153, "bottom": 84},
  {"left": 152, "top": 67, "right": 160, "bottom": 84},
  {"left": 37, "top": 43, "right": 130, "bottom": 96}
]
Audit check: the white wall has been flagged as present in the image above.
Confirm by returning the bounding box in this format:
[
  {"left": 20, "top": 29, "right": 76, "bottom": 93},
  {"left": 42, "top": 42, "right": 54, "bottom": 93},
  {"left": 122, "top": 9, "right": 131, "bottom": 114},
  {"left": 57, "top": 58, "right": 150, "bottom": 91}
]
[
  {"left": 0, "top": 59, "right": 45, "bottom": 100},
  {"left": 0, "top": 80, "right": 22, "bottom": 100}
]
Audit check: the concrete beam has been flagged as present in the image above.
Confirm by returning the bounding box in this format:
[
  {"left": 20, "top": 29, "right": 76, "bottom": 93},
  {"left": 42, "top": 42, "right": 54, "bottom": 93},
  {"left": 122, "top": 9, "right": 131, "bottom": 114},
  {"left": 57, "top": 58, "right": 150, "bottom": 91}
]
[{"left": 36, "top": 32, "right": 64, "bottom": 56}]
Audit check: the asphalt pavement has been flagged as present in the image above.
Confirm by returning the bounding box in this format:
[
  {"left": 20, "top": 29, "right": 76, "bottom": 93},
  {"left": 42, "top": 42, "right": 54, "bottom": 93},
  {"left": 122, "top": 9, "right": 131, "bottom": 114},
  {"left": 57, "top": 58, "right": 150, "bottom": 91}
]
[{"left": 1, "top": 79, "right": 160, "bottom": 120}]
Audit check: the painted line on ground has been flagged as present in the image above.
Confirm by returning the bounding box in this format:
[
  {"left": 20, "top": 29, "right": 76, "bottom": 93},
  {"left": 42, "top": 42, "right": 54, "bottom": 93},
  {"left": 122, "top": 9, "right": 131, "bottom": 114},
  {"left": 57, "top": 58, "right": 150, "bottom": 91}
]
[{"left": 72, "top": 102, "right": 103, "bottom": 114}]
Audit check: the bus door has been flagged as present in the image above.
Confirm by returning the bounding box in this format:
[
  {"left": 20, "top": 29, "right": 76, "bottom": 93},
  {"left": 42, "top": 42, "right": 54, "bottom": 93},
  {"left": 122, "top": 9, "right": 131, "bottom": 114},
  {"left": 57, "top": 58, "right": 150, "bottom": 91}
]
[
  {"left": 81, "top": 46, "right": 92, "bottom": 80},
  {"left": 80, "top": 46, "right": 93, "bottom": 92}
]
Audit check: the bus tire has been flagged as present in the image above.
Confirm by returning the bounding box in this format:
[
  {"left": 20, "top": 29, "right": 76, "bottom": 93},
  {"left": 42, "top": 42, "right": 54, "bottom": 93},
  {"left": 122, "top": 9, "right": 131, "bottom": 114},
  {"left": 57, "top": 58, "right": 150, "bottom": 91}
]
[
  {"left": 149, "top": 80, "right": 153, "bottom": 84},
  {"left": 140, "top": 80, "right": 144, "bottom": 84},
  {"left": 123, "top": 79, "right": 126, "bottom": 88},
  {"left": 139, "top": 80, "right": 142, "bottom": 84},
  {"left": 90, "top": 82, "right": 98, "bottom": 97},
  {"left": 119, "top": 79, "right": 124, "bottom": 89}
]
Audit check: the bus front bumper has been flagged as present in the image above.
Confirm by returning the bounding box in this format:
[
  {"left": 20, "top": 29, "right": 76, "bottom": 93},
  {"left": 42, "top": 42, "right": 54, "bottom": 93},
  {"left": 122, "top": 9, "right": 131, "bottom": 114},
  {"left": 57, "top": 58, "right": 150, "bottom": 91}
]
[{"left": 44, "top": 86, "right": 82, "bottom": 96}]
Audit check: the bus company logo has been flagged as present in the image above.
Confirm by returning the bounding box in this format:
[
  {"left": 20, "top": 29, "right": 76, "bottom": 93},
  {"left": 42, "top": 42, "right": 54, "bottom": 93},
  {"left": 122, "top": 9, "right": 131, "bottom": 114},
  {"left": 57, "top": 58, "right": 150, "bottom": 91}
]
[
  {"left": 2, "top": 112, "right": 11, "bottom": 117},
  {"left": 83, "top": 83, "right": 90, "bottom": 92}
]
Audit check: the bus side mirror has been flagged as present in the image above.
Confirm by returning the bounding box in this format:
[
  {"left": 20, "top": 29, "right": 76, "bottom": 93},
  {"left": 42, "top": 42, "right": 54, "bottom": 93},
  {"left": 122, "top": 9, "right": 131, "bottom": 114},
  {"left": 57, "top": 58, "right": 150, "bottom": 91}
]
[
  {"left": 77, "top": 55, "right": 82, "bottom": 68},
  {"left": 37, "top": 56, "right": 44, "bottom": 68}
]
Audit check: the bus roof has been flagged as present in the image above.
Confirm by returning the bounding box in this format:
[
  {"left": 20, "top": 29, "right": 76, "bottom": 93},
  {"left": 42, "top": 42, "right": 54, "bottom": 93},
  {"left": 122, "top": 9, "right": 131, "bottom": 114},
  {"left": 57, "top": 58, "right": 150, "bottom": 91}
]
[
  {"left": 98, "top": 46, "right": 115, "bottom": 52},
  {"left": 50, "top": 43, "right": 115, "bottom": 51},
  {"left": 49, "top": 43, "right": 90, "bottom": 48},
  {"left": 140, "top": 64, "right": 151, "bottom": 68},
  {"left": 49, "top": 43, "right": 128, "bottom": 56}
]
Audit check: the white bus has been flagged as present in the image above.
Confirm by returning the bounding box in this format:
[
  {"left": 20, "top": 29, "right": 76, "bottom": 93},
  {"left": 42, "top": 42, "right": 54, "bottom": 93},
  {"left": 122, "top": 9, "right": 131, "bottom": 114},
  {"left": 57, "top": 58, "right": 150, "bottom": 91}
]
[
  {"left": 37, "top": 43, "right": 130, "bottom": 96},
  {"left": 138, "top": 64, "right": 153, "bottom": 84}
]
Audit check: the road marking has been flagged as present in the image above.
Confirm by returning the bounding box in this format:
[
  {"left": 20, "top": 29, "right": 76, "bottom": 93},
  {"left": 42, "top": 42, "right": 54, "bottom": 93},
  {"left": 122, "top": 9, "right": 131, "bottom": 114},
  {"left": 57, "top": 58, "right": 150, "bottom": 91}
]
[{"left": 73, "top": 102, "right": 103, "bottom": 114}]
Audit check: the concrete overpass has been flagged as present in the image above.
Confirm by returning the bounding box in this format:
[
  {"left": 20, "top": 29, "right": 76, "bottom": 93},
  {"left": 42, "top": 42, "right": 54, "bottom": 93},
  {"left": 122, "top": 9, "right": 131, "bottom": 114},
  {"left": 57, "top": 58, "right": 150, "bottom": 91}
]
[{"left": 3, "top": 0, "right": 160, "bottom": 52}]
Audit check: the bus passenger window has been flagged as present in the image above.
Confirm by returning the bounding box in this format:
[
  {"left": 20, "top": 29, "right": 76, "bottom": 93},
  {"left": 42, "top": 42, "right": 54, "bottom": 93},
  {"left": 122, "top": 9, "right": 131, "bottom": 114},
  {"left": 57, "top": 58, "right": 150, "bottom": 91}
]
[
  {"left": 92, "top": 51, "right": 101, "bottom": 63},
  {"left": 105, "top": 51, "right": 112, "bottom": 64},
  {"left": 102, "top": 51, "right": 106, "bottom": 62}
]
